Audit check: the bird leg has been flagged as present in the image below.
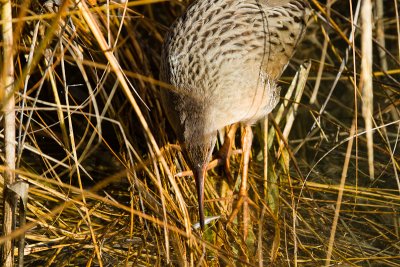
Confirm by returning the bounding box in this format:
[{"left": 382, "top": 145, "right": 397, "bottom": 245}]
[
  {"left": 217, "top": 123, "right": 239, "bottom": 183},
  {"left": 228, "top": 124, "right": 253, "bottom": 239}
]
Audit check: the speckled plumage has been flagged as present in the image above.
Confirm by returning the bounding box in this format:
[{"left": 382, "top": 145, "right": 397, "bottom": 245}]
[{"left": 161, "top": 0, "right": 310, "bottom": 229}]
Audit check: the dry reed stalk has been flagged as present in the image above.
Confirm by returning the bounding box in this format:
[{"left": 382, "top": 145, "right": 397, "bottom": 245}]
[
  {"left": 376, "top": 0, "right": 388, "bottom": 71},
  {"left": 309, "top": 0, "right": 331, "bottom": 104},
  {"left": 325, "top": 121, "right": 356, "bottom": 266},
  {"left": 361, "top": 0, "right": 374, "bottom": 180},
  {"left": 1, "top": 0, "right": 16, "bottom": 265}
]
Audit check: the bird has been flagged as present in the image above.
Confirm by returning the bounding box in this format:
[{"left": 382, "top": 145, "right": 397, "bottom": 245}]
[{"left": 160, "top": 0, "right": 311, "bottom": 230}]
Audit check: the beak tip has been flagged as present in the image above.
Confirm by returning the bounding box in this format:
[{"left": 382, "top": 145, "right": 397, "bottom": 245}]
[{"left": 194, "top": 166, "right": 206, "bottom": 230}]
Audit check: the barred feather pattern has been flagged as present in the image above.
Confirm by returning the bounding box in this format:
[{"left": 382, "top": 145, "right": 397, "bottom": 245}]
[{"left": 161, "top": 0, "right": 310, "bottom": 144}]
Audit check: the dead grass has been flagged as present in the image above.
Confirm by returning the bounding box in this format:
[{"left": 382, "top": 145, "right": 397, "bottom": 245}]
[{"left": 0, "top": 0, "right": 399, "bottom": 266}]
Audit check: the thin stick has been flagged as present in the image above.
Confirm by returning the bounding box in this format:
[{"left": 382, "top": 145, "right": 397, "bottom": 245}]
[
  {"left": 310, "top": 0, "right": 332, "bottom": 104},
  {"left": 325, "top": 121, "right": 356, "bottom": 266}
]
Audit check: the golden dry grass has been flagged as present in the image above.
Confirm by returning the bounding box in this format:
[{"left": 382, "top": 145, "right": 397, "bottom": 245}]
[{"left": 0, "top": 0, "right": 399, "bottom": 266}]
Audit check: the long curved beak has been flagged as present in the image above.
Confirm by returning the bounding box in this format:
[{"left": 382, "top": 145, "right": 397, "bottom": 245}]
[{"left": 194, "top": 165, "right": 206, "bottom": 229}]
